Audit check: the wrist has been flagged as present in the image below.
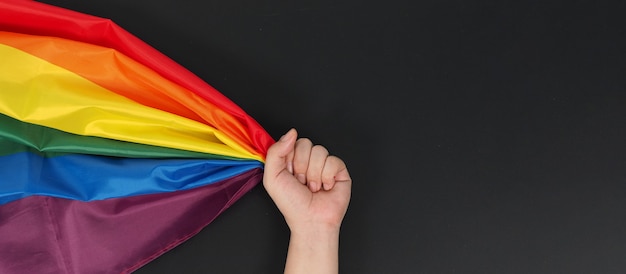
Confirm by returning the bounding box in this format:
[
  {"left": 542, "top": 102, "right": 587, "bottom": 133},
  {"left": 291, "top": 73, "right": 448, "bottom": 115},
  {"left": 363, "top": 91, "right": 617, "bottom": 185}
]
[
  {"left": 288, "top": 221, "right": 341, "bottom": 238},
  {"left": 290, "top": 225, "right": 340, "bottom": 241}
]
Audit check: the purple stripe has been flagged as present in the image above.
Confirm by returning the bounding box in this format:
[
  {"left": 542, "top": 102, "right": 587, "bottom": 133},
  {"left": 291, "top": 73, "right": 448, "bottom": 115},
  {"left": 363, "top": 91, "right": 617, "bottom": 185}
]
[{"left": 0, "top": 168, "right": 262, "bottom": 274}]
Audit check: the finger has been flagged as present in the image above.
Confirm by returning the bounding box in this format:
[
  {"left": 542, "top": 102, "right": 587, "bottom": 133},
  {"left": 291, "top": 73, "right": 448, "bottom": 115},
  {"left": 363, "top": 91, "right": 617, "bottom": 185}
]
[
  {"left": 264, "top": 128, "right": 297, "bottom": 181},
  {"left": 306, "top": 145, "right": 329, "bottom": 192},
  {"left": 293, "top": 137, "right": 313, "bottom": 184},
  {"left": 321, "top": 156, "right": 350, "bottom": 191}
]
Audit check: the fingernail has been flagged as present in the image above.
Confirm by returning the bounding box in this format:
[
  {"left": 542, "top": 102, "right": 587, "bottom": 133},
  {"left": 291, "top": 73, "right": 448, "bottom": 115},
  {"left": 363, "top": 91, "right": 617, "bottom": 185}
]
[
  {"left": 310, "top": 181, "right": 318, "bottom": 191},
  {"left": 323, "top": 183, "right": 330, "bottom": 191},
  {"left": 296, "top": 174, "right": 306, "bottom": 184},
  {"left": 287, "top": 161, "right": 293, "bottom": 174}
]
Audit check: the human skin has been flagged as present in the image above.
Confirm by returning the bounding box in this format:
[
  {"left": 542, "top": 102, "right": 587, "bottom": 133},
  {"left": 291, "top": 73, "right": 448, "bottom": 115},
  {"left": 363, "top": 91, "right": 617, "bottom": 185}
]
[{"left": 264, "top": 128, "right": 352, "bottom": 274}]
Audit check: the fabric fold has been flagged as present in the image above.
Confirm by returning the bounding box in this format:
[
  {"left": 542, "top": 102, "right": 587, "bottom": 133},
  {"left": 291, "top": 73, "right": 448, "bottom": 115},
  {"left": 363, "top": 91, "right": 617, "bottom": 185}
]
[
  {"left": 0, "top": 0, "right": 273, "bottom": 156},
  {"left": 0, "top": 168, "right": 263, "bottom": 274},
  {"left": 0, "top": 42, "right": 260, "bottom": 161},
  {"left": 0, "top": 1, "right": 273, "bottom": 273}
]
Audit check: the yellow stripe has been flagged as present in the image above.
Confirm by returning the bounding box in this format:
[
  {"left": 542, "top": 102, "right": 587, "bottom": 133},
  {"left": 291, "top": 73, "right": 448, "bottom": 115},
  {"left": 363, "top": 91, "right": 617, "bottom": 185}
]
[{"left": 0, "top": 43, "right": 262, "bottom": 161}]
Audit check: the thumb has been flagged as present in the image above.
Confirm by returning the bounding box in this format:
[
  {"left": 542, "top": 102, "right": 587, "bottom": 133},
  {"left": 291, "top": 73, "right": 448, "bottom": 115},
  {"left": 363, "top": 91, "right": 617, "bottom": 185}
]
[{"left": 264, "top": 128, "right": 297, "bottom": 179}]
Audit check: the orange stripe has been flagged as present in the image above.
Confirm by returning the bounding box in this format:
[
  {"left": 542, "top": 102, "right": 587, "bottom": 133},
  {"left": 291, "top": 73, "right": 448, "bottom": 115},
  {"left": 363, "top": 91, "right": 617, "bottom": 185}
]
[{"left": 0, "top": 31, "right": 262, "bottom": 159}]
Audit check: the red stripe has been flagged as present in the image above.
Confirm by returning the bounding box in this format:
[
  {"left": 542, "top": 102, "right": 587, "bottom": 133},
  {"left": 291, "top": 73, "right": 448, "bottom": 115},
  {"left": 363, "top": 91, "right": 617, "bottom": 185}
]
[{"left": 0, "top": 0, "right": 273, "bottom": 156}]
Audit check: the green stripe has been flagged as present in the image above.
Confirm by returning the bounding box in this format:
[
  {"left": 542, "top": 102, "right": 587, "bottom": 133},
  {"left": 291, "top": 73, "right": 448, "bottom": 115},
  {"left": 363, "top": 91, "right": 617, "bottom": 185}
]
[{"left": 0, "top": 113, "right": 238, "bottom": 159}]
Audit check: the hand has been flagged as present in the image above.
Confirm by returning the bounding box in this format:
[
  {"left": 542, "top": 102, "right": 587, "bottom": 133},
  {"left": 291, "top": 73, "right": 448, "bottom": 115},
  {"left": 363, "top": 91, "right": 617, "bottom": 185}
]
[
  {"left": 264, "top": 128, "right": 351, "bottom": 274},
  {"left": 264, "top": 128, "right": 352, "bottom": 232}
]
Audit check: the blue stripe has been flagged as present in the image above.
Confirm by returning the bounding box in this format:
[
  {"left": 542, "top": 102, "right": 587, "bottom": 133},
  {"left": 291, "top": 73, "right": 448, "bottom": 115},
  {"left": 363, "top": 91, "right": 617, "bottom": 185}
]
[{"left": 0, "top": 152, "right": 263, "bottom": 205}]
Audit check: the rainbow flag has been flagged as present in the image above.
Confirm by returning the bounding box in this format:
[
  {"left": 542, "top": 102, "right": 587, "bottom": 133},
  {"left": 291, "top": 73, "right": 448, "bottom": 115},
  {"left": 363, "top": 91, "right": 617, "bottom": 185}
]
[{"left": 0, "top": 1, "right": 273, "bottom": 273}]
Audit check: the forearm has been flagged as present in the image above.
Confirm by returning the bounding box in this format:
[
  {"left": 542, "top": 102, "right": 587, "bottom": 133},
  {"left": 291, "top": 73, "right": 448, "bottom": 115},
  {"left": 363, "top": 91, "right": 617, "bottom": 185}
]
[{"left": 284, "top": 226, "right": 340, "bottom": 274}]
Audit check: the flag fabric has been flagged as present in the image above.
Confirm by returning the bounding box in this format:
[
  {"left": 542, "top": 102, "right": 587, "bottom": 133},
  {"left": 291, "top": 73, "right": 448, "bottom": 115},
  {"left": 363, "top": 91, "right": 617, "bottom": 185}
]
[{"left": 0, "top": 1, "right": 274, "bottom": 273}]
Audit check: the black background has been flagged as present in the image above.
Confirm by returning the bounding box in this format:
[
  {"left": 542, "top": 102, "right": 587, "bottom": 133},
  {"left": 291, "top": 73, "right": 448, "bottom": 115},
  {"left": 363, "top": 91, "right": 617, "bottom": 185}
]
[{"left": 40, "top": 0, "right": 626, "bottom": 273}]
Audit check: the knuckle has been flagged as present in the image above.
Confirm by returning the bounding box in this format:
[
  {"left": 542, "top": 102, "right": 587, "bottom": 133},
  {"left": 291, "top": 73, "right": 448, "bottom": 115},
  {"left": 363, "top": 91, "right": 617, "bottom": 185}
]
[
  {"left": 335, "top": 156, "right": 346, "bottom": 165},
  {"left": 296, "top": 138, "right": 312, "bottom": 146},
  {"left": 312, "top": 145, "right": 329, "bottom": 155},
  {"left": 326, "top": 155, "right": 341, "bottom": 165}
]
